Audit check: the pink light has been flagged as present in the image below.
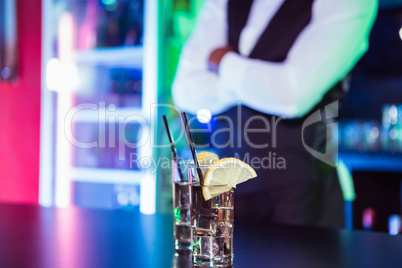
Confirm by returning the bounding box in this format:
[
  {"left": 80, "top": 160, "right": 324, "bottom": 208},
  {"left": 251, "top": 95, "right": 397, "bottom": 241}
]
[{"left": 79, "top": 0, "right": 98, "bottom": 49}]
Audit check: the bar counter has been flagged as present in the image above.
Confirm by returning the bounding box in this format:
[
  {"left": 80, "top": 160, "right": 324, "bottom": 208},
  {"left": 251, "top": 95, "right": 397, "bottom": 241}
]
[{"left": 0, "top": 203, "right": 401, "bottom": 268}]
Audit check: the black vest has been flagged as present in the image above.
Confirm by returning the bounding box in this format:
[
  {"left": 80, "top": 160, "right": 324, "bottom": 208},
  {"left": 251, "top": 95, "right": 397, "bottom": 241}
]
[{"left": 215, "top": 0, "right": 342, "bottom": 194}]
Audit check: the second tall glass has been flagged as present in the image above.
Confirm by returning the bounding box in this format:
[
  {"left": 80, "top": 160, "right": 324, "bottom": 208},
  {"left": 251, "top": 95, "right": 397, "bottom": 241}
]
[{"left": 172, "top": 159, "right": 191, "bottom": 251}]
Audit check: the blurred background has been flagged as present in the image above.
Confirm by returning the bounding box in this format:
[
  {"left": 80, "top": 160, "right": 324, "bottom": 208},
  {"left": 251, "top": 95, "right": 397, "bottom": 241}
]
[{"left": 0, "top": 0, "right": 401, "bottom": 234}]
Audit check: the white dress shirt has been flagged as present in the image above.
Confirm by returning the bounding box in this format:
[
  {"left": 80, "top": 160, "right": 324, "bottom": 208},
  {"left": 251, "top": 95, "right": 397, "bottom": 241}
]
[{"left": 172, "top": 0, "right": 377, "bottom": 118}]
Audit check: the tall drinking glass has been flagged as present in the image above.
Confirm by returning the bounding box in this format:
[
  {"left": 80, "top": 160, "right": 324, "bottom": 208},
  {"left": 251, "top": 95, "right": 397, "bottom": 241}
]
[
  {"left": 189, "top": 164, "right": 234, "bottom": 267},
  {"left": 172, "top": 159, "right": 191, "bottom": 251}
]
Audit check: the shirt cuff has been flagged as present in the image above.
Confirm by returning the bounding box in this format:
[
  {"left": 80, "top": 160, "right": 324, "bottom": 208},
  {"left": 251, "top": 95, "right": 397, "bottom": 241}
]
[{"left": 218, "top": 51, "right": 250, "bottom": 98}]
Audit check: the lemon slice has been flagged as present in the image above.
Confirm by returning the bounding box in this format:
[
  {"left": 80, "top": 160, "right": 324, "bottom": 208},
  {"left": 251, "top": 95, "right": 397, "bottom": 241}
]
[
  {"left": 202, "top": 158, "right": 257, "bottom": 200},
  {"left": 197, "top": 151, "right": 219, "bottom": 165},
  {"left": 223, "top": 158, "right": 257, "bottom": 188}
]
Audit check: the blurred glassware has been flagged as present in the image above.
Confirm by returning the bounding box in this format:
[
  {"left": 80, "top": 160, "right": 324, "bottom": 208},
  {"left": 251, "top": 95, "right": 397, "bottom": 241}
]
[
  {"left": 397, "top": 105, "right": 402, "bottom": 151},
  {"left": 340, "top": 120, "right": 365, "bottom": 152},
  {"left": 381, "top": 104, "right": 400, "bottom": 153},
  {"left": 362, "top": 120, "right": 380, "bottom": 152},
  {"left": 362, "top": 207, "right": 376, "bottom": 231},
  {"left": 339, "top": 104, "right": 402, "bottom": 154},
  {"left": 388, "top": 214, "right": 401, "bottom": 236}
]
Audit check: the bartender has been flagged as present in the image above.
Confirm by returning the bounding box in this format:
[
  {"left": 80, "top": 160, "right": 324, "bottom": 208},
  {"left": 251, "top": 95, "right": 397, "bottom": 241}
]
[{"left": 172, "top": 0, "right": 377, "bottom": 228}]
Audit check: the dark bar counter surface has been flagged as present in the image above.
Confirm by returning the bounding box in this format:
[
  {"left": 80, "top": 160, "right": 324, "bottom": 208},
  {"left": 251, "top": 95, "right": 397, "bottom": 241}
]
[{"left": 0, "top": 203, "right": 401, "bottom": 268}]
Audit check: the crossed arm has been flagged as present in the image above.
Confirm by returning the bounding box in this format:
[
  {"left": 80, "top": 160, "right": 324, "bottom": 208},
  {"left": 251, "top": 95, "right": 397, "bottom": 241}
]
[{"left": 172, "top": 0, "right": 377, "bottom": 117}]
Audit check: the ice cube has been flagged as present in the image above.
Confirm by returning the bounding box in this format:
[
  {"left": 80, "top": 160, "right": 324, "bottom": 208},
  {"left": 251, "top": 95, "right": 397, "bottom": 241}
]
[
  {"left": 174, "top": 207, "right": 190, "bottom": 224},
  {"left": 180, "top": 192, "right": 189, "bottom": 206},
  {"left": 198, "top": 236, "right": 220, "bottom": 257},
  {"left": 195, "top": 213, "right": 217, "bottom": 231},
  {"left": 212, "top": 239, "right": 220, "bottom": 256},
  {"left": 216, "top": 221, "right": 232, "bottom": 237}
]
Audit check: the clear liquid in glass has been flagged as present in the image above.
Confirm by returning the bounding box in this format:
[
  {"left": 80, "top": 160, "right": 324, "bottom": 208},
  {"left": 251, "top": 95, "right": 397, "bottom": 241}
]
[
  {"left": 173, "top": 181, "right": 191, "bottom": 251},
  {"left": 190, "top": 184, "right": 234, "bottom": 267}
]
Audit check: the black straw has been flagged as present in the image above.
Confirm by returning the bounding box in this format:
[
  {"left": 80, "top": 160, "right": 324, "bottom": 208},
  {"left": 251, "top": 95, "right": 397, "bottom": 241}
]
[
  {"left": 180, "top": 112, "right": 204, "bottom": 184},
  {"left": 162, "top": 115, "right": 185, "bottom": 180}
]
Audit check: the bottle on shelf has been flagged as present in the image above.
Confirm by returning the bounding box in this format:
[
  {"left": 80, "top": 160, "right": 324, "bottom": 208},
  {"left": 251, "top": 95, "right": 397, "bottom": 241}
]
[
  {"left": 388, "top": 214, "right": 401, "bottom": 236},
  {"left": 362, "top": 208, "right": 376, "bottom": 231}
]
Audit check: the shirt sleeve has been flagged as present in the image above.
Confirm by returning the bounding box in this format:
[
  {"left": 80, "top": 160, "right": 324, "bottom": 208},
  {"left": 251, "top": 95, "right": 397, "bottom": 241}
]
[
  {"left": 219, "top": 0, "right": 378, "bottom": 118},
  {"left": 171, "top": 0, "right": 237, "bottom": 115}
]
